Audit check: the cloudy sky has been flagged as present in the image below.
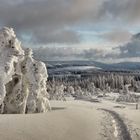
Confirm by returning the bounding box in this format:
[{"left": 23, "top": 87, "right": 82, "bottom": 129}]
[{"left": 1, "top": 0, "right": 140, "bottom": 63}]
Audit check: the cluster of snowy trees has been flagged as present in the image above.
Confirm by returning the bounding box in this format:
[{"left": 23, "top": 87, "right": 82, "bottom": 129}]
[
  {"left": 116, "top": 94, "right": 139, "bottom": 103},
  {"left": 0, "top": 27, "right": 50, "bottom": 114},
  {"left": 47, "top": 79, "right": 103, "bottom": 100},
  {"left": 47, "top": 74, "right": 140, "bottom": 102}
]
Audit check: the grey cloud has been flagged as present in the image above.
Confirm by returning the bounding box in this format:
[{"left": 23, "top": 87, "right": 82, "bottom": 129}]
[
  {"left": 100, "top": 30, "right": 132, "bottom": 44},
  {"left": 0, "top": 0, "right": 140, "bottom": 45},
  {"left": 33, "top": 46, "right": 81, "bottom": 61},
  {"left": 33, "top": 46, "right": 109, "bottom": 61},
  {"left": 33, "top": 33, "right": 140, "bottom": 61},
  {"left": 99, "top": 34, "right": 140, "bottom": 60},
  {"left": 0, "top": 0, "right": 103, "bottom": 44},
  {"left": 101, "top": 0, "right": 140, "bottom": 24},
  {"left": 81, "top": 49, "right": 107, "bottom": 59},
  {"left": 117, "top": 37, "right": 140, "bottom": 58},
  {"left": 99, "top": 33, "right": 140, "bottom": 60},
  {"left": 32, "top": 30, "right": 80, "bottom": 44}
]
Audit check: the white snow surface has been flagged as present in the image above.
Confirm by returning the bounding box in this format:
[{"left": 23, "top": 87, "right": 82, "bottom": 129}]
[{"left": 0, "top": 27, "right": 50, "bottom": 114}]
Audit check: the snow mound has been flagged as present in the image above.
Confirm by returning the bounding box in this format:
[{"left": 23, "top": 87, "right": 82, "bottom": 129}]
[{"left": 0, "top": 27, "right": 50, "bottom": 114}]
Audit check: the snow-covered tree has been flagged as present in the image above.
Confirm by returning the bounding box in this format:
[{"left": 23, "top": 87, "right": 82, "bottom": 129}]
[
  {"left": 75, "top": 86, "right": 84, "bottom": 96},
  {"left": 123, "top": 84, "right": 131, "bottom": 94},
  {"left": 67, "top": 86, "right": 75, "bottom": 96},
  {"left": 87, "top": 82, "right": 96, "bottom": 95},
  {"left": 0, "top": 27, "right": 50, "bottom": 114}
]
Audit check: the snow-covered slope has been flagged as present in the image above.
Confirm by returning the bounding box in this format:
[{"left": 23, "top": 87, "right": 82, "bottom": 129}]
[
  {"left": 0, "top": 100, "right": 139, "bottom": 140},
  {"left": 0, "top": 27, "right": 50, "bottom": 114}
]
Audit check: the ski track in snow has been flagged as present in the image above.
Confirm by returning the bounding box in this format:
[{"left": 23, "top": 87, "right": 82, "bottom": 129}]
[
  {"left": 112, "top": 119, "right": 118, "bottom": 138},
  {"left": 99, "top": 108, "right": 132, "bottom": 140}
]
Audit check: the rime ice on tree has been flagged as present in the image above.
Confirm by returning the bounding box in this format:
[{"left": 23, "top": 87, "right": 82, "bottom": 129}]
[{"left": 0, "top": 27, "right": 50, "bottom": 114}]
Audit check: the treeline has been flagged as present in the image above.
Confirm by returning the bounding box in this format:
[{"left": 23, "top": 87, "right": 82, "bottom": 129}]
[
  {"left": 46, "top": 73, "right": 140, "bottom": 102},
  {"left": 48, "top": 74, "right": 140, "bottom": 92}
]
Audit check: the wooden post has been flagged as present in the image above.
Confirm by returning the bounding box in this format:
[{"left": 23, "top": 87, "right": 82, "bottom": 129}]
[{"left": 136, "top": 103, "right": 138, "bottom": 110}]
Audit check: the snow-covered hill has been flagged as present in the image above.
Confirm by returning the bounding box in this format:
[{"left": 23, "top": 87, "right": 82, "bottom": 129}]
[{"left": 46, "top": 60, "right": 140, "bottom": 71}]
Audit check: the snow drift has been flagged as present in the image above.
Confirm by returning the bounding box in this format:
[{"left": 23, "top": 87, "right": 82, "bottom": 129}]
[{"left": 0, "top": 27, "right": 50, "bottom": 114}]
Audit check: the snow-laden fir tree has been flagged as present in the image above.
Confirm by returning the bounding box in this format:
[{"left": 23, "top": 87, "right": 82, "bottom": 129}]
[{"left": 0, "top": 27, "right": 50, "bottom": 114}]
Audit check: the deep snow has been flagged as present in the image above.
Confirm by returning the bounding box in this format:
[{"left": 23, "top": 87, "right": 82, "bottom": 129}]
[{"left": 0, "top": 99, "right": 139, "bottom": 140}]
